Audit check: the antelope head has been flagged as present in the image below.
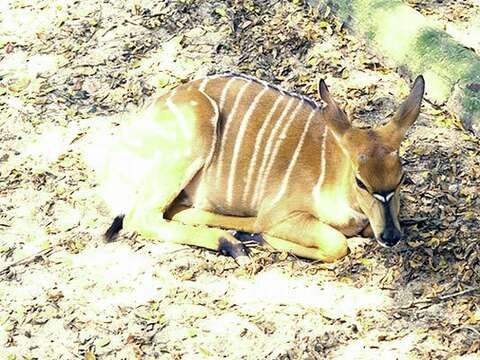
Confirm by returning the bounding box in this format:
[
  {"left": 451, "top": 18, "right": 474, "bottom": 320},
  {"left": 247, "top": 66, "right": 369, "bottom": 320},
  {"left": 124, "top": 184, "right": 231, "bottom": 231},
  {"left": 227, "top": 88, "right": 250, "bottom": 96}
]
[{"left": 319, "top": 76, "right": 425, "bottom": 247}]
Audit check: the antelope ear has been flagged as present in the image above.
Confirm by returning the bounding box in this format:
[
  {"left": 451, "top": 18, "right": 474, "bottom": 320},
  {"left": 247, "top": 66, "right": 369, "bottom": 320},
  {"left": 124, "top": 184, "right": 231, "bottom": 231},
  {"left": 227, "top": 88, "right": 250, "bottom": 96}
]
[
  {"left": 318, "top": 79, "right": 350, "bottom": 139},
  {"left": 382, "top": 75, "right": 425, "bottom": 146}
]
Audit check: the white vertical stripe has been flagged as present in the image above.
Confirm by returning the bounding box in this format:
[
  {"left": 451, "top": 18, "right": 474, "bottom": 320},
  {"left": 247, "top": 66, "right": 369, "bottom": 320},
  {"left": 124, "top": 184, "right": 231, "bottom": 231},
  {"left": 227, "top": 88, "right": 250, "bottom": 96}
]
[
  {"left": 207, "top": 76, "right": 237, "bottom": 176},
  {"left": 198, "top": 77, "right": 210, "bottom": 92},
  {"left": 226, "top": 85, "right": 269, "bottom": 206},
  {"left": 219, "top": 77, "right": 237, "bottom": 112},
  {"left": 242, "top": 95, "right": 283, "bottom": 206},
  {"left": 215, "top": 79, "right": 252, "bottom": 188},
  {"left": 256, "top": 99, "right": 305, "bottom": 205},
  {"left": 250, "top": 97, "right": 296, "bottom": 208},
  {"left": 312, "top": 126, "right": 329, "bottom": 197},
  {"left": 270, "top": 108, "right": 316, "bottom": 206}
]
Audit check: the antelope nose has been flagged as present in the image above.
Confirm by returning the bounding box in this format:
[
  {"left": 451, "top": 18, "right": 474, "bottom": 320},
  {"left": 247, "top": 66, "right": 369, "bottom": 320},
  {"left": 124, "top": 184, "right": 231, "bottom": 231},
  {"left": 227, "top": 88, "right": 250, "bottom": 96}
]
[{"left": 379, "top": 228, "right": 402, "bottom": 247}]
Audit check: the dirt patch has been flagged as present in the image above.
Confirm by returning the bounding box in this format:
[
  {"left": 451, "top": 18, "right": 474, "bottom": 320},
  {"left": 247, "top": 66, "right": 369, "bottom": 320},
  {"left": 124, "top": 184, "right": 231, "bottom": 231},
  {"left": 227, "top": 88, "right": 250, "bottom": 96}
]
[{"left": 1, "top": 0, "right": 479, "bottom": 359}]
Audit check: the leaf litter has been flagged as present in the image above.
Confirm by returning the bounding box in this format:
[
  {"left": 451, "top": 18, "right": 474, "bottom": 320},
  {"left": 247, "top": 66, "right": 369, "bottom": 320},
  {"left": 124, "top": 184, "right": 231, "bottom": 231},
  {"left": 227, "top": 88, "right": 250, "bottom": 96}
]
[{"left": 0, "top": 0, "right": 479, "bottom": 359}]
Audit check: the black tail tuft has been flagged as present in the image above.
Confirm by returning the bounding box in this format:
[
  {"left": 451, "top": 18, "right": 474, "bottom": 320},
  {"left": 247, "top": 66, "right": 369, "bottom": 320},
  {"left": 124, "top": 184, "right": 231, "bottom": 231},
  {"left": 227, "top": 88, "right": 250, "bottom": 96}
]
[{"left": 104, "top": 215, "right": 125, "bottom": 242}]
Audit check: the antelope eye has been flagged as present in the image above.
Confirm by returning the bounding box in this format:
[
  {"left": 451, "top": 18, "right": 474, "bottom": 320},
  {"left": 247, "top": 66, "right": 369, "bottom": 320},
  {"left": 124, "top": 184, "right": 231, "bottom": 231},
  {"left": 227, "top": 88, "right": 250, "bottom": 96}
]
[{"left": 355, "top": 177, "right": 368, "bottom": 191}]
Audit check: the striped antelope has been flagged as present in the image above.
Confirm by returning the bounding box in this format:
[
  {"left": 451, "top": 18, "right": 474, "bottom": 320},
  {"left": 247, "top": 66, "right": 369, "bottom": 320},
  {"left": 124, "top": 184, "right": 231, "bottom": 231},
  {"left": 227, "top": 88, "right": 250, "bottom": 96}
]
[{"left": 103, "top": 72, "right": 425, "bottom": 263}]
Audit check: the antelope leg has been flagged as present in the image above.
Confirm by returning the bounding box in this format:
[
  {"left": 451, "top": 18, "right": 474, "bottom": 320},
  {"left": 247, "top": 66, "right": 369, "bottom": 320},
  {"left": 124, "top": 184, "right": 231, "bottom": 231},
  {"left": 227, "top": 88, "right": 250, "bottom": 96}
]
[
  {"left": 264, "top": 212, "right": 349, "bottom": 262},
  {"left": 130, "top": 210, "right": 249, "bottom": 261},
  {"left": 166, "top": 204, "right": 257, "bottom": 233},
  {"left": 166, "top": 207, "right": 348, "bottom": 262}
]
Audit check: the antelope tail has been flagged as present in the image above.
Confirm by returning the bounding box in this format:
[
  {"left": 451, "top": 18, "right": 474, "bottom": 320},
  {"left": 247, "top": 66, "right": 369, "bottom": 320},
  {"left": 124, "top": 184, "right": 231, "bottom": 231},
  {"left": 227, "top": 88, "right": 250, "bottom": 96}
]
[{"left": 104, "top": 215, "right": 125, "bottom": 242}]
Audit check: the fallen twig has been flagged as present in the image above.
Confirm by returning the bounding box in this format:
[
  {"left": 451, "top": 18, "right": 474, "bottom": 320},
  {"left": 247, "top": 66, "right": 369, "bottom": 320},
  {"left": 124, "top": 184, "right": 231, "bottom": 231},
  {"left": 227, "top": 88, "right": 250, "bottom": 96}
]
[
  {"left": 439, "top": 287, "right": 480, "bottom": 300},
  {"left": 156, "top": 247, "right": 192, "bottom": 263},
  {"left": 395, "top": 287, "right": 480, "bottom": 311},
  {"left": 0, "top": 246, "right": 57, "bottom": 275},
  {"left": 449, "top": 325, "right": 480, "bottom": 336}
]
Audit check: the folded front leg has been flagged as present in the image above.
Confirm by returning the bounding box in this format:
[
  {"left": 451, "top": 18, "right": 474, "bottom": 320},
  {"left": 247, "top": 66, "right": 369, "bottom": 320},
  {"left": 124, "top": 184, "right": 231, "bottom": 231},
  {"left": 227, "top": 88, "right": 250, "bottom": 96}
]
[
  {"left": 165, "top": 204, "right": 257, "bottom": 233},
  {"left": 264, "top": 212, "right": 349, "bottom": 262},
  {"left": 165, "top": 207, "right": 348, "bottom": 262}
]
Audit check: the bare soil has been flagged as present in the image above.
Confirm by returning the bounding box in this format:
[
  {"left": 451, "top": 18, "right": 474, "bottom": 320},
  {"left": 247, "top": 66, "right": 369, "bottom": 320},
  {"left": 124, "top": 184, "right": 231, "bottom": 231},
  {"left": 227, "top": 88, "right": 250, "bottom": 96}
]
[{"left": 1, "top": 0, "right": 479, "bottom": 359}]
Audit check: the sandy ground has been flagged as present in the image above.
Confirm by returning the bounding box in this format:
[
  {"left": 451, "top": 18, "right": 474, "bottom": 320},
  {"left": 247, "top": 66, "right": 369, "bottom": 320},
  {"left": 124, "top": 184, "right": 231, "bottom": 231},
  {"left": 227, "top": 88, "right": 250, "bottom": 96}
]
[{"left": 1, "top": 0, "right": 480, "bottom": 359}]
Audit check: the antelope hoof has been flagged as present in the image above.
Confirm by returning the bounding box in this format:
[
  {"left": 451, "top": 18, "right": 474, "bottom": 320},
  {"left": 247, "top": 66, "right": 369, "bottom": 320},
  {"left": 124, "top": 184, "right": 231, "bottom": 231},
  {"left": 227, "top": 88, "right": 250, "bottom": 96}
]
[
  {"left": 232, "top": 231, "right": 266, "bottom": 247},
  {"left": 218, "top": 237, "right": 250, "bottom": 260}
]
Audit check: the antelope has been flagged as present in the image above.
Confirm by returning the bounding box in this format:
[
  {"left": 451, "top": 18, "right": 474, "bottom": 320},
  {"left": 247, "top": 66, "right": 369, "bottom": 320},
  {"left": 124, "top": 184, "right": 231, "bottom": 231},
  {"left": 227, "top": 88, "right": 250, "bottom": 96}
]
[{"left": 103, "top": 72, "right": 425, "bottom": 263}]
